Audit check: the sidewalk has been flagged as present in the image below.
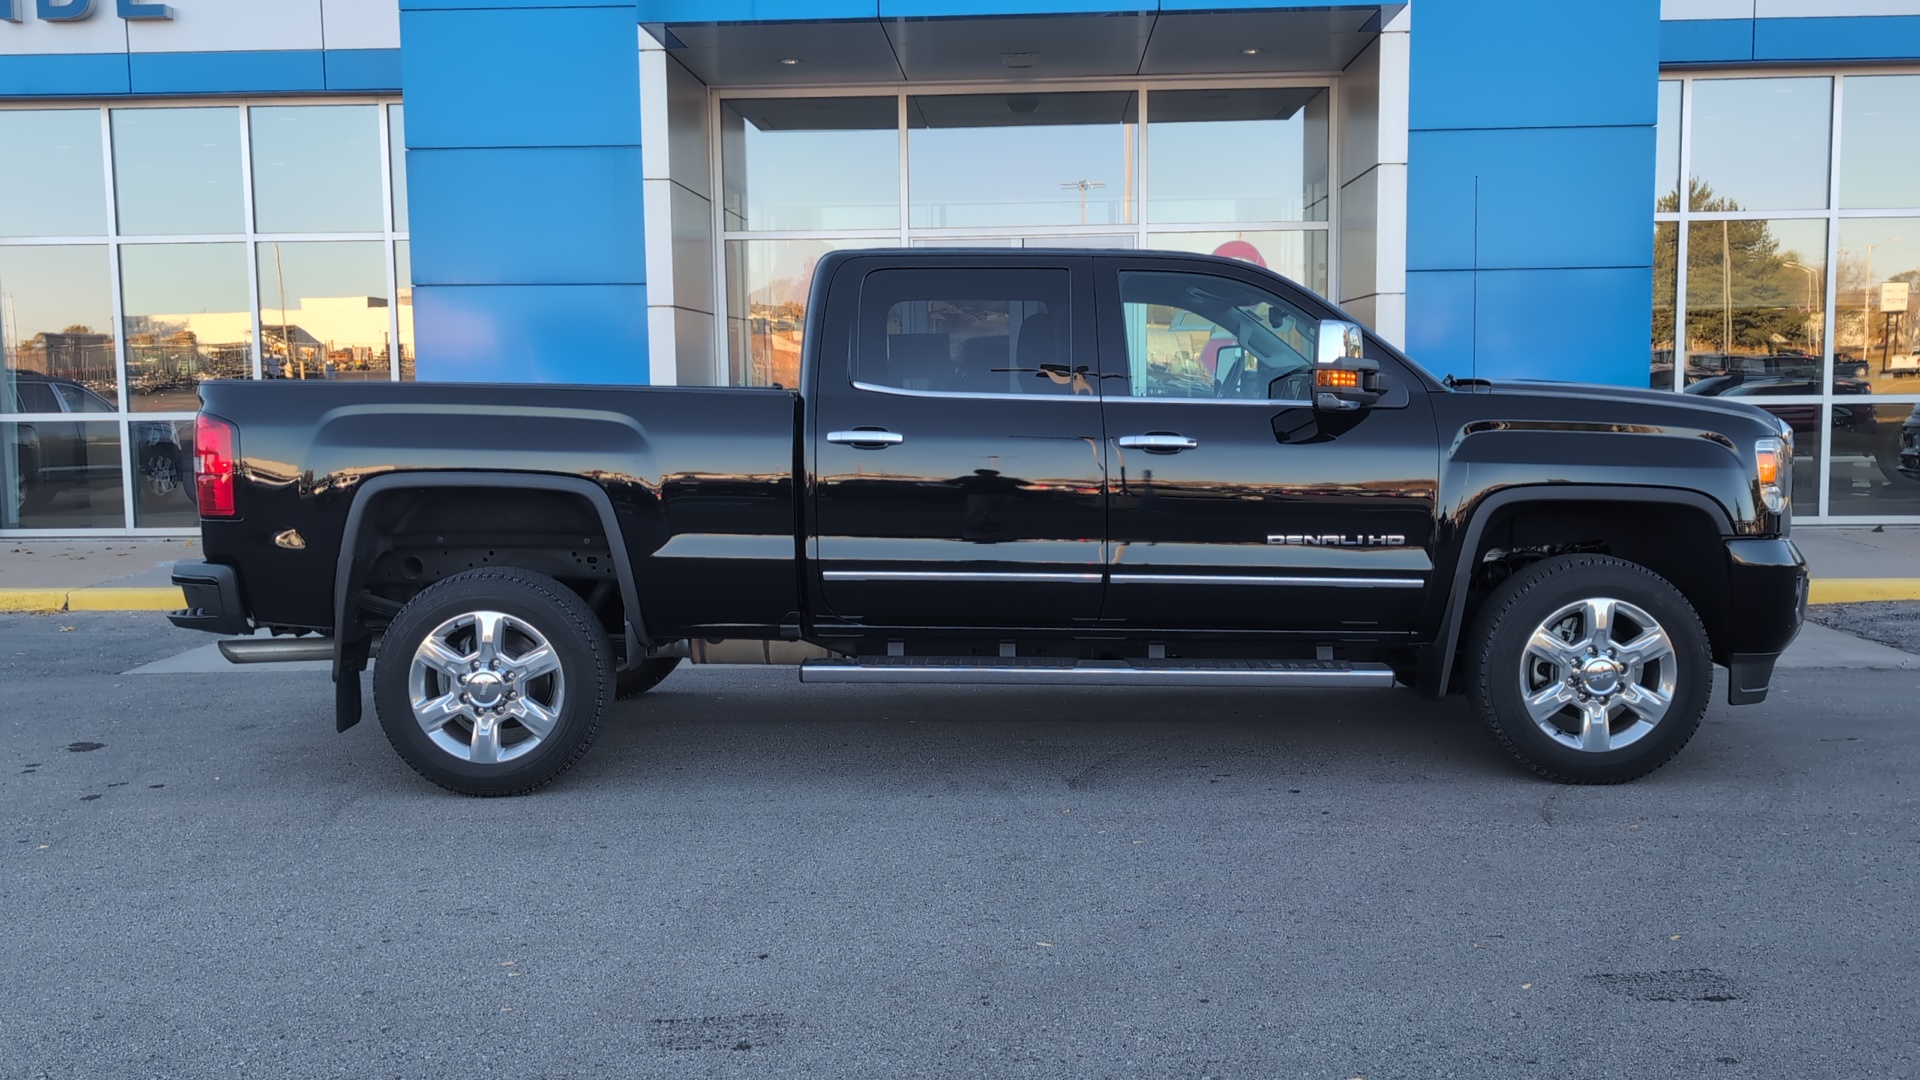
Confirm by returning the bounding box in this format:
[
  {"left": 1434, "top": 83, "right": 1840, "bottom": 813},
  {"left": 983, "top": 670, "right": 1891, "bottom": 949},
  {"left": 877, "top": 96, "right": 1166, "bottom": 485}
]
[{"left": 1, "top": 528, "right": 1917, "bottom": 612}]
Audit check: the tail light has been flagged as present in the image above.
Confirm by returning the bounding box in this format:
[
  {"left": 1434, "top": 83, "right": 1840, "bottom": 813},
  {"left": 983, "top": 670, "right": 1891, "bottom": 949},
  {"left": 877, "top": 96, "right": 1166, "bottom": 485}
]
[
  {"left": 1754, "top": 436, "right": 1788, "bottom": 514},
  {"left": 195, "top": 413, "right": 238, "bottom": 518}
]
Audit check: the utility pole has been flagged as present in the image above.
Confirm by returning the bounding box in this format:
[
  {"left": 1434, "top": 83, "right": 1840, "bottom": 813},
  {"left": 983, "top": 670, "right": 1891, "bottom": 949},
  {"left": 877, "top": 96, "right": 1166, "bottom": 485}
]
[{"left": 1061, "top": 179, "right": 1107, "bottom": 226}]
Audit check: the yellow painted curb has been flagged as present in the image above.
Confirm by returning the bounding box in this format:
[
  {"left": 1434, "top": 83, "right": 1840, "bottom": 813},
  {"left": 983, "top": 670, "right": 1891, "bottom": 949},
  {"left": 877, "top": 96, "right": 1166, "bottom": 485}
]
[
  {"left": 1809, "top": 578, "right": 1920, "bottom": 604},
  {"left": 0, "top": 589, "right": 73, "bottom": 613},
  {"left": 64, "top": 586, "right": 187, "bottom": 612}
]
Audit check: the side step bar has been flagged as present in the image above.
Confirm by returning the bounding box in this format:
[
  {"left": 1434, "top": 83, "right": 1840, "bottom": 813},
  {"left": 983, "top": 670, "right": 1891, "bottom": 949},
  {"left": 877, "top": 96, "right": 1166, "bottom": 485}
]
[
  {"left": 800, "top": 657, "right": 1396, "bottom": 688},
  {"left": 218, "top": 638, "right": 338, "bottom": 664}
]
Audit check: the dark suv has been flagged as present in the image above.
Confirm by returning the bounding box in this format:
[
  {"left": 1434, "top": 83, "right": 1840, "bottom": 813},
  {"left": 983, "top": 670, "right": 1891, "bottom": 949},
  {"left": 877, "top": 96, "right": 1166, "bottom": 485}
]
[{"left": 4, "top": 371, "right": 195, "bottom": 520}]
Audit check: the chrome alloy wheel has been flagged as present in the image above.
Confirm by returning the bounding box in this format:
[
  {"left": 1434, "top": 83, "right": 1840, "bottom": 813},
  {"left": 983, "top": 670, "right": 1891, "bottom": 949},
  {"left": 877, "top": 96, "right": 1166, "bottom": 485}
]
[
  {"left": 1518, "top": 597, "right": 1677, "bottom": 753},
  {"left": 407, "top": 610, "right": 566, "bottom": 765},
  {"left": 145, "top": 452, "right": 180, "bottom": 498}
]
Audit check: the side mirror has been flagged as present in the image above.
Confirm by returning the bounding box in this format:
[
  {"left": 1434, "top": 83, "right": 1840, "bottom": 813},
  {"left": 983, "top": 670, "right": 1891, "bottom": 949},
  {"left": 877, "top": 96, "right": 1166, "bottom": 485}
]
[{"left": 1313, "top": 318, "right": 1386, "bottom": 410}]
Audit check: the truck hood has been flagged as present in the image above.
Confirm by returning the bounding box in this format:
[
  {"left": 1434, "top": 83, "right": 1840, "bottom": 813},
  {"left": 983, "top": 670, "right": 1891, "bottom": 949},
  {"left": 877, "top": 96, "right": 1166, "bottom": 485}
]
[{"left": 1468, "top": 379, "right": 1789, "bottom": 437}]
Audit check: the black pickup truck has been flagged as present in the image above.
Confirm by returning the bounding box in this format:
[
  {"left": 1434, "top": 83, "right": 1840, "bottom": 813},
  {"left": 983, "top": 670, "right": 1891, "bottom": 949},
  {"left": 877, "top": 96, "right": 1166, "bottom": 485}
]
[{"left": 168, "top": 250, "right": 1808, "bottom": 795}]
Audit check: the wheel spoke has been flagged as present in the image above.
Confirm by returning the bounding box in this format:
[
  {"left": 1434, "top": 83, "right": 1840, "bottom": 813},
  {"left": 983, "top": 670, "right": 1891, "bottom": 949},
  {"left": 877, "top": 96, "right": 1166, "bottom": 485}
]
[
  {"left": 469, "top": 715, "right": 503, "bottom": 764},
  {"left": 1578, "top": 699, "right": 1613, "bottom": 752},
  {"left": 1617, "top": 682, "right": 1672, "bottom": 723},
  {"left": 1583, "top": 599, "right": 1617, "bottom": 653},
  {"left": 1526, "top": 627, "right": 1578, "bottom": 669},
  {"left": 512, "top": 643, "right": 561, "bottom": 682},
  {"left": 1524, "top": 681, "right": 1577, "bottom": 723},
  {"left": 514, "top": 697, "right": 559, "bottom": 740},
  {"left": 1615, "top": 627, "right": 1675, "bottom": 669},
  {"left": 472, "top": 612, "right": 506, "bottom": 667},
  {"left": 415, "top": 692, "right": 466, "bottom": 735},
  {"left": 418, "top": 636, "right": 471, "bottom": 682}
]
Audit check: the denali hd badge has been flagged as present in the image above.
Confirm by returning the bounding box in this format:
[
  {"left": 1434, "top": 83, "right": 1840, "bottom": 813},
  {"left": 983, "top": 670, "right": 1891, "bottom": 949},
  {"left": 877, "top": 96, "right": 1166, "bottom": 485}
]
[{"left": 1268, "top": 534, "right": 1407, "bottom": 546}]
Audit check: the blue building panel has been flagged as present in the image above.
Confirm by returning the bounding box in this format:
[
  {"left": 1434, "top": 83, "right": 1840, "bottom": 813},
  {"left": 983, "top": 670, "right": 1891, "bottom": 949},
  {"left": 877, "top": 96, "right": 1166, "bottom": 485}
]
[
  {"left": 1410, "top": 0, "right": 1659, "bottom": 132},
  {"left": 1659, "top": 18, "right": 1753, "bottom": 64},
  {"left": 1404, "top": 270, "right": 1476, "bottom": 378},
  {"left": 1754, "top": 16, "right": 1920, "bottom": 62},
  {"left": 414, "top": 284, "right": 651, "bottom": 385},
  {"left": 638, "top": 0, "right": 878, "bottom": 23},
  {"left": 1407, "top": 126, "right": 1656, "bottom": 273},
  {"left": 0, "top": 52, "right": 130, "bottom": 96},
  {"left": 323, "top": 48, "right": 403, "bottom": 91},
  {"left": 129, "top": 50, "right": 326, "bottom": 94},
  {"left": 400, "top": 5, "right": 643, "bottom": 150},
  {"left": 1407, "top": 267, "right": 1649, "bottom": 386},
  {"left": 409, "top": 147, "right": 647, "bottom": 288}
]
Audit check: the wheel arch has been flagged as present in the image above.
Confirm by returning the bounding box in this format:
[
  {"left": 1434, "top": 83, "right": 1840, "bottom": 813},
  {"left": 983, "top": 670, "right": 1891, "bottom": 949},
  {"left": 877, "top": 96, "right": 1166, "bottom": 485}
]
[
  {"left": 332, "top": 472, "right": 650, "bottom": 689},
  {"left": 1416, "top": 485, "right": 1736, "bottom": 699}
]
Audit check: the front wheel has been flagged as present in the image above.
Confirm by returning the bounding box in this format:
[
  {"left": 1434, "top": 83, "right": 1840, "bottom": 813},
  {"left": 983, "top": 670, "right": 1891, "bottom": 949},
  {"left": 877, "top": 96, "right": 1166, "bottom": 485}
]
[
  {"left": 373, "top": 567, "right": 611, "bottom": 796},
  {"left": 1466, "top": 554, "right": 1711, "bottom": 784}
]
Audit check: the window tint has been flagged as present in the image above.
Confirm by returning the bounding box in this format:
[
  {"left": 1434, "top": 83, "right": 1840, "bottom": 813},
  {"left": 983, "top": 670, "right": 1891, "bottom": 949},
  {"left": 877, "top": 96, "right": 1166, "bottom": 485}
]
[
  {"left": 855, "top": 268, "right": 1087, "bottom": 396},
  {"left": 12, "top": 381, "right": 61, "bottom": 413},
  {"left": 1118, "top": 270, "right": 1318, "bottom": 401},
  {"left": 53, "top": 383, "right": 116, "bottom": 413}
]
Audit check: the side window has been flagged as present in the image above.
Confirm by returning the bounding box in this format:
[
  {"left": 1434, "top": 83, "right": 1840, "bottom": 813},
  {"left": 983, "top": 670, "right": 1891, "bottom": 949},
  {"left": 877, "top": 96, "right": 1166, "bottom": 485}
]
[
  {"left": 855, "top": 267, "right": 1090, "bottom": 397},
  {"left": 12, "top": 381, "right": 61, "bottom": 413},
  {"left": 53, "top": 383, "right": 116, "bottom": 413},
  {"left": 1119, "top": 270, "right": 1320, "bottom": 402}
]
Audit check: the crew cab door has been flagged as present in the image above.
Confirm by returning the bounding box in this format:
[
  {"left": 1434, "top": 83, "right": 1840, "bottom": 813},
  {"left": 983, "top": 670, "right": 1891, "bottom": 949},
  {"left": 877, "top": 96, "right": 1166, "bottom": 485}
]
[
  {"left": 808, "top": 254, "right": 1106, "bottom": 631},
  {"left": 1093, "top": 257, "right": 1439, "bottom": 635}
]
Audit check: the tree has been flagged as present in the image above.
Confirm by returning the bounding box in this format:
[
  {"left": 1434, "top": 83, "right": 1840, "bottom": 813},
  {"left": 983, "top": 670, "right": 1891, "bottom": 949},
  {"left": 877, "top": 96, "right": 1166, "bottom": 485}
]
[{"left": 1654, "top": 179, "right": 1821, "bottom": 358}]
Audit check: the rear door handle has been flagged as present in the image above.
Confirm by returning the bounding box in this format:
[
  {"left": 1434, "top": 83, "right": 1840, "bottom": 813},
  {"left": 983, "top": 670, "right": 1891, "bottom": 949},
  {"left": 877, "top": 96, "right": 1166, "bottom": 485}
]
[
  {"left": 827, "top": 429, "right": 905, "bottom": 448},
  {"left": 1116, "top": 433, "right": 1198, "bottom": 452}
]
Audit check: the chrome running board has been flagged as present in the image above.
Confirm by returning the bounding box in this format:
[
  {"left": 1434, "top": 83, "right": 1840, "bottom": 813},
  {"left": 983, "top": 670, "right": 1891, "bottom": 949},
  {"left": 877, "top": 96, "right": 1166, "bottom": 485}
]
[{"left": 799, "top": 656, "right": 1395, "bottom": 688}]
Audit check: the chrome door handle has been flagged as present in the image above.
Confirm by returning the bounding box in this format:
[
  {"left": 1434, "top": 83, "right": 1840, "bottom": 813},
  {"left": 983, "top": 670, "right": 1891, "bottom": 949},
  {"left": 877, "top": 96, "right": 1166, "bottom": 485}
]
[
  {"left": 1116, "top": 433, "right": 1198, "bottom": 452},
  {"left": 827, "top": 429, "right": 905, "bottom": 448}
]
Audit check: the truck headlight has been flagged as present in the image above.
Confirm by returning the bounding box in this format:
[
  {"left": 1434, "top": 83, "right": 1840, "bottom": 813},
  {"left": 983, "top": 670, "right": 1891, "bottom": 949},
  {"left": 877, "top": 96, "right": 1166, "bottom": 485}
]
[{"left": 1755, "top": 436, "right": 1788, "bottom": 514}]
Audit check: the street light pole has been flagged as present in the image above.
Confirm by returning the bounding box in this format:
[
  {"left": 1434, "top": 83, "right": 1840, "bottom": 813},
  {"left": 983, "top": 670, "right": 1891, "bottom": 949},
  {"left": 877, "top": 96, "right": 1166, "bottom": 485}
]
[{"left": 1060, "top": 179, "right": 1107, "bottom": 226}]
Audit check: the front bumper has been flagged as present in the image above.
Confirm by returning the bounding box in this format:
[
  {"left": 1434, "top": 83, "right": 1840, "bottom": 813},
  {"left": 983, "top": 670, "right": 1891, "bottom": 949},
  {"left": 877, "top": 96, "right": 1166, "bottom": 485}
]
[
  {"left": 167, "top": 560, "right": 251, "bottom": 636},
  {"left": 1720, "top": 538, "right": 1809, "bottom": 705}
]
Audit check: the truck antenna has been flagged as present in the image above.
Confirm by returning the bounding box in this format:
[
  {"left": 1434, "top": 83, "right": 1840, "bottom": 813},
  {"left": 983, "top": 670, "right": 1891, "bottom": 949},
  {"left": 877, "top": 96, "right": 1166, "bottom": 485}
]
[{"left": 1472, "top": 175, "right": 1480, "bottom": 382}]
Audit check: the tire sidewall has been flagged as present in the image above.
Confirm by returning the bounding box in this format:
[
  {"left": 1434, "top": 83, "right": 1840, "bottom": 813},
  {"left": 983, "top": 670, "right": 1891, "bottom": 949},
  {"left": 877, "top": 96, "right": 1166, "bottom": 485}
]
[
  {"left": 373, "top": 571, "right": 609, "bottom": 795},
  {"left": 1472, "top": 557, "right": 1711, "bottom": 780}
]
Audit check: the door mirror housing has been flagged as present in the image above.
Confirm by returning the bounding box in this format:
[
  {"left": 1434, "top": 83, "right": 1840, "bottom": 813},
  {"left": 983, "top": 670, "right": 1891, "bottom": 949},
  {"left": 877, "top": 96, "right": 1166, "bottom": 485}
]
[{"left": 1313, "top": 319, "right": 1386, "bottom": 410}]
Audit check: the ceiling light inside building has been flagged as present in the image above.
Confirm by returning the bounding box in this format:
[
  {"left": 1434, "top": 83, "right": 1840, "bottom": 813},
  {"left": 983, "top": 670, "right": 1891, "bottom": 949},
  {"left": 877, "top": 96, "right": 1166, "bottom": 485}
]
[
  {"left": 1241, "top": 47, "right": 1261, "bottom": 55},
  {"left": 780, "top": 57, "right": 799, "bottom": 65}
]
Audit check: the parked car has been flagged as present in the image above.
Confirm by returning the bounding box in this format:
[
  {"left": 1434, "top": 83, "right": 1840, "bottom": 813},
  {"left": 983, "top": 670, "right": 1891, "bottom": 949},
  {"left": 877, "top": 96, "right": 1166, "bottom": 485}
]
[
  {"left": 168, "top": 250, "right": 1807, "bottom": 794},
  {"left": 5, "top": 371, "right": 196, "bottom": 516},
  {"left": 1900, "top": 404, "right": 1920, "bottom": 480}
]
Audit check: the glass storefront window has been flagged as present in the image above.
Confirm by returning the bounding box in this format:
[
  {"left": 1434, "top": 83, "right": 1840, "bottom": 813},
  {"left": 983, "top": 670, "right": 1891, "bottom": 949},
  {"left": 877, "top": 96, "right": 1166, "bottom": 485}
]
[
  {"left": 909, "top": 92, "right": 1137, "bottom": 229},
  {"left": 120, "top": 243, "right": 252, "bottom": 414},
  {"left": 721, "top": 97, "right": 899, "bottom": 232},
  {"left": 250, "top": 105, "right": 385, "bottom": 234},
  {"left": 1653, "top": 223, "right": 1677, "bottom": 389},
  {"left": 389, "top": 105, "right": 409, "bottom": 233},
  {"left": 1148, "top": 88, "right": 1328, "bottom": 224},
  {"left": 1830, "top": 403, "right": 1920, "bottom": 515},
  {"left": 1148, "top": 230, "right": 1329, "bottom": 296},
  {"left": 725, "top": 238, "right": 888, "bottom": 388},
  {"left": 0, "top": 246, "right": 118, "bottom": 408},
  {"left": 1683, "top": 218, "right": 1826, "bottom": 388},
  {"left": 131, "top": 418, "right": 198, "bottom": 528},
  {"left": 111, "top": 107, "right": 244, "bottom": 236},
  {"left": 2, "top": 420, "right": 123, "bottom": 530},
  {"left": 0, "top": 111, "right": 107, "bottom": 238},
  {"left": 1839, "top": 76, "right": 1920, "bottom": 211},
  {"left": 1836, "top": 221, "right": 1918, "bottom": 395},
  {"left": 1655, "top": 81, "right": 1680, "bottom": 212},
  {"left": 1688, "top": 78, "right": 1831, "bottom": 212},
  {"left": 396, "top": 240, "right": 414, "bottom": 381},
  {"left": 258, "top": 241, "right": 393, "bottom": 381}
]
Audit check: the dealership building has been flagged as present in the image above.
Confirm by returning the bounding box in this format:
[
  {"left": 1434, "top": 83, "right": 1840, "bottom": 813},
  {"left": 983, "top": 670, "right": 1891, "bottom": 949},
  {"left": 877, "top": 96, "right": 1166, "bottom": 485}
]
[{"left": 2, "top": 0, "right": 1919, "bottom": 534}]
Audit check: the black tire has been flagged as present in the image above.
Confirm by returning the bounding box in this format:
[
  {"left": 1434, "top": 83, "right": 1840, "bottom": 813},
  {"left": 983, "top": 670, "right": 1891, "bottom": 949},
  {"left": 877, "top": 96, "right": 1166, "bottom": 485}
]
[
  {"left": 1466, "top": 554, "right": 1711, "bottom": 784},
  {"left": 615, "top": 656, "right": 682, "bottom": 700},
  {"left": 373, "top": 567, "right": 610, "bottom": 796}
]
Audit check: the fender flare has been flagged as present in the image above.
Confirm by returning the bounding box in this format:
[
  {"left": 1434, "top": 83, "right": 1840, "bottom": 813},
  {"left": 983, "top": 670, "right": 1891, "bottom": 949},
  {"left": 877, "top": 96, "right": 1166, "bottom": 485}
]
[
  {"left": 1414, "top": 484, "right": 1736, "bottom": 699},
  {"left": 331, "top": 471, "right": 650, "bottom": 684}
]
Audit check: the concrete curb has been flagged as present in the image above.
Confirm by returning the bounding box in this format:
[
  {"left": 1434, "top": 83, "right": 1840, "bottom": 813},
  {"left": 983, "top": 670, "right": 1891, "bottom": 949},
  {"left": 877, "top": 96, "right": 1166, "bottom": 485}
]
[
  {"left": 4, "top": 579, "right": 1920, "bottom": 614},
  {"left": 0, "top": 586, "right": 186, "bottom": 613}
]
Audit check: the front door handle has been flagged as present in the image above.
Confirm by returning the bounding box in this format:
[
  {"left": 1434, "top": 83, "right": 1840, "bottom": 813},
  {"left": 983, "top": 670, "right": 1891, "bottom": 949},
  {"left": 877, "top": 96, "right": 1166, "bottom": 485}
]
[
  {"left": 1116, "top": 433, "right": 1198, "bottom": 452},
  {"left": 827, "top": 429, "right": 905, "bottom": 449}
]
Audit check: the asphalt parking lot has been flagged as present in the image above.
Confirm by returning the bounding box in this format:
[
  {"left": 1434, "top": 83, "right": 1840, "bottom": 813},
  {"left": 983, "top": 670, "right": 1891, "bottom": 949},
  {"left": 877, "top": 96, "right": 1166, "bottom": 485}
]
[{"left": 4, "top": 613, "right": 1918, "bottom": 1080}]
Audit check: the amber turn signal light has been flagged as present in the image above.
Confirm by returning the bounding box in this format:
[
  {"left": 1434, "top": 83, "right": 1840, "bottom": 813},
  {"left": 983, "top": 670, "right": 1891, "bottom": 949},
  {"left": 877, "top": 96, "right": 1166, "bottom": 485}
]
[{"left": 1315, "top": 369, "right": 1361, "bottom": 389}]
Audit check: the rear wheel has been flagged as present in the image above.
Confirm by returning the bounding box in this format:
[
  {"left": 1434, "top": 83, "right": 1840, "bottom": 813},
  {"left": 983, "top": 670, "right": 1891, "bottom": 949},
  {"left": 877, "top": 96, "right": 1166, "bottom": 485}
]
[
  {"left": 1466, "top": 554, "right": 1711, "bottom": 784},
  {"left": 373, "top": 567, "right": 610, "bottom": 796},
  {"left": 616, "top": 656, "right": 682, "bottom": 700}
]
